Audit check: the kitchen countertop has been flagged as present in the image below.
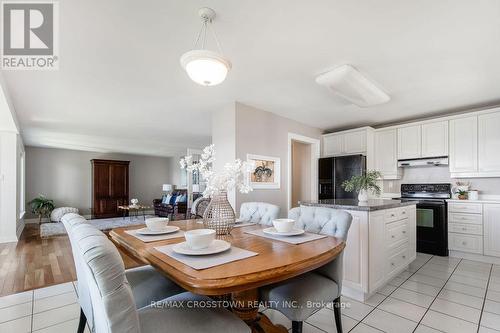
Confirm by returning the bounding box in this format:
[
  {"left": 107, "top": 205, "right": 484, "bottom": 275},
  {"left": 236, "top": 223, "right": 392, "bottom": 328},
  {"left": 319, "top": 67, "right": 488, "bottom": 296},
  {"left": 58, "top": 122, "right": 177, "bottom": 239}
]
[
  {"left": 447, "top": 198, "right": 500, "bottom": 204},
  {"left": 299, "top": 199, "right": 417, "bottom": 211}
]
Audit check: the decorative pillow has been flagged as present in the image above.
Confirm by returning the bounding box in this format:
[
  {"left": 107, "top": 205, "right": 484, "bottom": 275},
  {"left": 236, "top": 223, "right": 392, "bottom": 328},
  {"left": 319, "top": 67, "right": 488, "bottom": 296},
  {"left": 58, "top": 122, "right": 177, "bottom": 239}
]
[
  {"left": 163, "top": 194, "right": 172, "bottom": 204},
  {"left": 161, "top": 195, "right": 169, "bottom": 204},
  {"left": 169, "top": 195, "right": 177, "bottom": 205},
  {"left": 179, "top": 194, "right": 187, "bottom": 203},
  {"left": 50, "top": 207, "right": 79, "bottom": 222}
]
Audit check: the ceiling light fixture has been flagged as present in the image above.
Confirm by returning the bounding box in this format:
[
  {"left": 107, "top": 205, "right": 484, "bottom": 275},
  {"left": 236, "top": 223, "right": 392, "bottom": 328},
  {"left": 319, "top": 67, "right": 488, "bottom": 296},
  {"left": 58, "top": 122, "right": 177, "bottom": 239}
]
[
  {"left": 316, "top": 65, "right": 390, "bottom": 107},
  {"left": 180, "top": 8, "right": 231, "bottom": 86}
]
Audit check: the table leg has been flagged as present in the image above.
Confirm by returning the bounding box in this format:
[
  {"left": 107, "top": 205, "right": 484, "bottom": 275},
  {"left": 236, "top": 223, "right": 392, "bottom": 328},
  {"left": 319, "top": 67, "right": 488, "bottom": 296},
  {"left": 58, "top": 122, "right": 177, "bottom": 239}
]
[{"left": 232, "top": 289, "right": 287, "bottom": 333}]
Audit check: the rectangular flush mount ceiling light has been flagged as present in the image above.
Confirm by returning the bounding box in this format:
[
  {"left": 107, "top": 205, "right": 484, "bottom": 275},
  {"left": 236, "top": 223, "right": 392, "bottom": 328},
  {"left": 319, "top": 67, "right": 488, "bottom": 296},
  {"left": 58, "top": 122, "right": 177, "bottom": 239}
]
[{"left": 315, "top": 64, "right": 390, "bottom": 107}]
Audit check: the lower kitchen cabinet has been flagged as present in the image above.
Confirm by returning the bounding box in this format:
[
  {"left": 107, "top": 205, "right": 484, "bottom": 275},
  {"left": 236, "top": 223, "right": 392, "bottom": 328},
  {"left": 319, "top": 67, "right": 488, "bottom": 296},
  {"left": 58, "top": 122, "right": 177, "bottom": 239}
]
[{"left": 484, "top": 204, "right": 500, "bottom": 257}]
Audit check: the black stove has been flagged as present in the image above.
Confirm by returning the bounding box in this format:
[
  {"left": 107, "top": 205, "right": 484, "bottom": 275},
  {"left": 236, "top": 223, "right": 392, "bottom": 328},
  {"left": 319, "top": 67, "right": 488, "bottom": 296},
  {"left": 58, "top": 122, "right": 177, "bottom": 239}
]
[{"left": 396, "top": 184, "right": 451, "bottom": 256}]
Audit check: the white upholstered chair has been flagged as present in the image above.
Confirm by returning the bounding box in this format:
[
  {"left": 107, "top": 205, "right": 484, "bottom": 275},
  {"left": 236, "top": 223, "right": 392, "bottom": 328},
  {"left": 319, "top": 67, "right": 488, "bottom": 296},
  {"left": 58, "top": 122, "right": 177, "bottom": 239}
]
[
  {"left": 63, "top": 214, "right": 250, "bottom": 333},
  {"left": 238, "top": 202, "right": 280, "bottom": 225},
  {"left": 259, "top": 206, "right": 352, "bottom": 333}
]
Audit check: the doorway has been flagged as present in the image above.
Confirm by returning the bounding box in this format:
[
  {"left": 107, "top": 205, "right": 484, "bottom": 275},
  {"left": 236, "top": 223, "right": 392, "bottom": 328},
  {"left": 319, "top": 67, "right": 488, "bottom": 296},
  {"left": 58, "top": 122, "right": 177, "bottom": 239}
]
[{"left": 287, "top": 133, "right": 320, "bottom": 211}]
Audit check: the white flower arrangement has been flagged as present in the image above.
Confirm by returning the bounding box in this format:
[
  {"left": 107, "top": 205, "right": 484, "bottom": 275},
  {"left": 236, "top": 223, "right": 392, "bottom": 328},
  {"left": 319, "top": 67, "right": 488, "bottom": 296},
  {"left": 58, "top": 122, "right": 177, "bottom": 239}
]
[{"left": 180, "top": 144, "right": 254, "bottom": 198}]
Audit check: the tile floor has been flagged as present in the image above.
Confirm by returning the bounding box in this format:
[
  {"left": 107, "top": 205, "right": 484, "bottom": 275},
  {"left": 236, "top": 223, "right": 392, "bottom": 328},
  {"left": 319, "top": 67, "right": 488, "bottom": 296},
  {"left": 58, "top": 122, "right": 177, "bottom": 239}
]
[
  {"left": 1, "top": 253, "right": 500, "bottom": 333},
  {"left": 264, "top": 253, "right": 500, "bottom": 333}
]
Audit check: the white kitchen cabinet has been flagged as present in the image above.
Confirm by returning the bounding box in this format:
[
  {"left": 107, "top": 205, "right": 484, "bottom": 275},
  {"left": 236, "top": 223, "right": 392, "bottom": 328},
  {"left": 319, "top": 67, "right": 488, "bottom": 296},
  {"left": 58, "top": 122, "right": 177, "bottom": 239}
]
[
  {"left": 375, "top": 129, "right": 401, "bottom": 179},
  {"left": 397, "top": 125, "right": 421, "bottom": 159},
  {"left": 344, "top": 131, "right": 367, "bottom": 154},
  {"left": 484, "top": 204, "right": 500, "bottom": 257},
  {"left": 323, "top": 134, "right": 343, "bottom": 156},
  {"left": 449, "top": 116, "right": 478, "bottom": 174},
  {"left": 478, "top": 112, "right": 500, "bottom": 174},
  {"left": 421, "top": 121, "right": 448, "bottom": 157},
  {"left": 322, "top": 128, "right": 372, "bottom": 157}
]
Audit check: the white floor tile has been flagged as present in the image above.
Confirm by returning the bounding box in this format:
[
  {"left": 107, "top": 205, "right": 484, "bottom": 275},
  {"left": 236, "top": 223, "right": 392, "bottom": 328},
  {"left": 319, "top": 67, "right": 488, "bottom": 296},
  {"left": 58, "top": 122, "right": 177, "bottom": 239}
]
[
  {"left": 34, "top": 282, "right": 75, "bottom": 300},
  {"left": 263, "top": 309, "right": 292, "bottom": 329},
  {"left": 363, "top": 293, "right": 386, "bottom": 307},
  {"left": 445, "top": 281, "right": 486, "bottom": 297},
  {"left": 0, "top": 302, "right": 32, "bottom": 323},
  {"left": 414, "top": 325, "right": 442, "bottom": 333},
  {"left": 421, "top": 310, "right": 478, "bottom": 333},
  {"left": 33, "top": 291, "right": 77, "bottom": 314},
  {"left": 479, "top": 325, "right": 500, "bottom": 333},
  {"left": 488, "top": 290, "right": 500, "bottom": 303},
  {"left": 301, "top": 322, "right": 325, "bottom": 333},
  {"left": 342, "top": 297, "right": 374, "bottom": 321},
  {"left": 362, "top": 309, "right": 417, "bottom": 333},
  {"left": 453, "top": 269, "right": 490, "bottom": 281},
  {"left": 32, "top": 302, "right": 80, "bottom": 331},
  {"left": 306, "top": 308, "right": 357, "bottom": 332},
  {"left": 484, "top": 300, "right": 500, "bottom": 315},
  {"left": 33, "top": 318, "right": 90, "bottom": 333},
  {"left": 428, "top": 256, "right": 460, "bottom": 266},
  {"left": 0, "top": 291, "right": 32, "bottom": 309},
  {"left": 397, "top": 271, "right": 413, "bottom": 280},
  {"left": 481, "top": 311, "right": 500, "bottom": 331},
  {"left": 437, "top": 289, "right": 484, "bottom": 309},
  {"left": 430, "top": 298, "right": 481, "bottom": 324},
  {"left": 488, "top": 281, "right": 500, "bottom": 292},
  {"left": 378, "top": 284, "right": 397, "bottom": 296},
  {"left": 409, "top": 273, "right": 446, "bottom": 288},
  {"left": 422, "top": 263, "right": 456, "bottom": 274},
  {"left": 400, "top": 280, "right": 441, "bottom": 297},
  {"left": 418, "top": 267, "right": 452, "bottom": 280},
  {"left": 388, "top": 276, "right": 406, "bottom": 287},
  {"left": 378, "top": 297, "right": 427, "bottom": 322},
  {"left": 0, "top": 315, "right": 32, "bottom": 333},
  {"left": 391, "top": 288, "right": 434, "bottom": 308},
  {"left": 350, "top": 322, "right": 384, "bottom": 333},
  {"left": 449, "top": 274, "right": 489, "bottom": 288}
]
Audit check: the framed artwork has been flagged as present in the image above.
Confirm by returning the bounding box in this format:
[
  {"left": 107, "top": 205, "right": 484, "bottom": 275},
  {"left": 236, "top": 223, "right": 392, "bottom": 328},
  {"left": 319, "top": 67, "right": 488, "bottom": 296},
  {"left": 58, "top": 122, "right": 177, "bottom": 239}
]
[{"left": 246, "top": 154, "right": 281, "bottom": 189}]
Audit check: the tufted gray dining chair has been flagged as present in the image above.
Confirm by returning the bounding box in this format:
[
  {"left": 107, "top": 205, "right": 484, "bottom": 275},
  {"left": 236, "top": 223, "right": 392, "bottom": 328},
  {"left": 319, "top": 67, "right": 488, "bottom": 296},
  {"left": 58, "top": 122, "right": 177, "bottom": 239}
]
[
  {"left": 259, "top": 206, "right": 352, "bottom": 333},
  {"left": 238, "top": 202, "right": 280, "bottom": 225},
  {"left": 65, "top": 216, "right": 250, "bottom": 333}
]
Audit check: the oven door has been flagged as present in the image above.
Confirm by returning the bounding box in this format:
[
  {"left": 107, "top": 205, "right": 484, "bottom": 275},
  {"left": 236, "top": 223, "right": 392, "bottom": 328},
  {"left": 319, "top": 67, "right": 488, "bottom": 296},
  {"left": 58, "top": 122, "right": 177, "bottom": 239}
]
[{"left": 416, "top": 201, "right": 448, "bottom": 256}]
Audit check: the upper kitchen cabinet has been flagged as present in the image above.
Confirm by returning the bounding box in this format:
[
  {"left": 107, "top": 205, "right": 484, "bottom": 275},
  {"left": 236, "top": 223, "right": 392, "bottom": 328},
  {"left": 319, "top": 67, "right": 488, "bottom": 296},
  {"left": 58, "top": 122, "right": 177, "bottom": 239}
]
[
  {"left": 397, "top": 125, "right": 421, "bottom": 159},
  {"left": 478, "top": 112, "right": 500, "bottom": 175},
  {"left": 375, "top": 129, "right": 402, "bottom": 179},
  {"left": 322, "top": 127, "right": 372, "bottom": 157},
  {"left": 421, "top": 121, "right": 448, "bottom": 157},
  {"left": 449, "top": 115, "right": 478, "bottom": 175},
  {"left": 397, "top": 121, "right": 448, "bottom": 160}
]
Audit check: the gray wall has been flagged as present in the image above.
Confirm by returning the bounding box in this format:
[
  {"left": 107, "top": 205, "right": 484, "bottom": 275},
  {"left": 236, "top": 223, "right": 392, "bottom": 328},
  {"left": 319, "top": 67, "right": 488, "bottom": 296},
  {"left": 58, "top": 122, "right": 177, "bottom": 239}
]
[
  {"left": 25, "top": 146, "right": 179, "bottom": 217},
  {"left": 235, "top": 103, "right": 322, "bottom": 215}
]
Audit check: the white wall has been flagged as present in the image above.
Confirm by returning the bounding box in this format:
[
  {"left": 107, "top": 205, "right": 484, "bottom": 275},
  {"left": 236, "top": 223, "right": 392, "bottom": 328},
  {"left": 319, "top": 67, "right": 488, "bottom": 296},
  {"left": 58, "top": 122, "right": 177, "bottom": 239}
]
[
  {"left": 291, "top": 140, "right": 312, "bottom": 208},
  {"left": 234, "top": 103, "right": 322, "bottom": 216},
  {"left": 25, "top": 147, "right": 179, "bottom": 218},
  {"left": 383, "top": 166, "right": 500, "bottom": 195}
]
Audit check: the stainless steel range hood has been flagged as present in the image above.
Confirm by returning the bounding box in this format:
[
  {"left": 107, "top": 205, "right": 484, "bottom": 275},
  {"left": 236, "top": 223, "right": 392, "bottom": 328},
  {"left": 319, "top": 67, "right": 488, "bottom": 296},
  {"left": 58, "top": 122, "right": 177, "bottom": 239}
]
[{"left": 397, "top": 157, "right": 449, "bottom": 168}]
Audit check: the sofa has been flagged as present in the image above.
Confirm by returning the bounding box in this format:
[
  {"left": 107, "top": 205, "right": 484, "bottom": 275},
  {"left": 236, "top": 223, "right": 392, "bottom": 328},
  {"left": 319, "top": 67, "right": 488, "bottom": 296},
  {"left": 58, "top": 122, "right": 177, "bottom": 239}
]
[{"left": 153, "top": 190, "right": 201, "bottom": 219}]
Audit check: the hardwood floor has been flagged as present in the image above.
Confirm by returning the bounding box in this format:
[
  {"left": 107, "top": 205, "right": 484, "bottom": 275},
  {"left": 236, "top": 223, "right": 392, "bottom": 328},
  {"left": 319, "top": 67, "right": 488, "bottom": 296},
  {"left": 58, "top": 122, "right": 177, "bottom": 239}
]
[{"left": 0, "top": 224, "right": 142, "bottom": 297}]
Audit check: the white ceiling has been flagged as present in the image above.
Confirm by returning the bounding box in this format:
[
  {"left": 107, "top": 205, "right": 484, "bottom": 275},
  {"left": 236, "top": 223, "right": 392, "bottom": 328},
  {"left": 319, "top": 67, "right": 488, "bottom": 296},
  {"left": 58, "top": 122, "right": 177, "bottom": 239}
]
[{"left": 4, "top": 0, "right": 500, "bottom": 156}]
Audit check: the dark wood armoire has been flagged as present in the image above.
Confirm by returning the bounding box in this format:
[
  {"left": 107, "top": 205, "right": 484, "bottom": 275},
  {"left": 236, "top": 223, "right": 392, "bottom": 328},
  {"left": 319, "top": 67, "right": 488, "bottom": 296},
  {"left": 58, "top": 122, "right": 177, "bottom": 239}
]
[{"left": 91, "top": 159, "right": 130, "bottom": 218}]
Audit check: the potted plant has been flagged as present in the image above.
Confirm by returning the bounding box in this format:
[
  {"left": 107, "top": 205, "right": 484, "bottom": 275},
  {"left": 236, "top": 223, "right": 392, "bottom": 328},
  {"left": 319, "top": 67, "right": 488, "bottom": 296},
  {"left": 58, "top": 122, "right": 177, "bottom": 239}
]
[
  {"left": 341, "top": 170, "right": 382, "bottom": 202},
  {"left": 457, "top": 189, "right": 468, "bottom": 200},
  {"left": 28, "top": 195, "right": 55, "bottom": 223}
]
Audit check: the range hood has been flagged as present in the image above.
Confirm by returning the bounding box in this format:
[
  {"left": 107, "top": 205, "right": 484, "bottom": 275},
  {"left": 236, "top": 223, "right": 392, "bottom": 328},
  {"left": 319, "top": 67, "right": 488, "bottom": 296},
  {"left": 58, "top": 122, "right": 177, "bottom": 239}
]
[{"left": 397, "top": 157, "right": 449, "bottom": 168}]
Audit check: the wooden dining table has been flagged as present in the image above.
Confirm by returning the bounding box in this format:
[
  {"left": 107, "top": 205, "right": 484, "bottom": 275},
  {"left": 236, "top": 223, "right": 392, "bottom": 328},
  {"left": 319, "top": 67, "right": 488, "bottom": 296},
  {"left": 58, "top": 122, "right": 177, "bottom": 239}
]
[{"left": 109, "top": 219, "right": 345, "bottom": 333}]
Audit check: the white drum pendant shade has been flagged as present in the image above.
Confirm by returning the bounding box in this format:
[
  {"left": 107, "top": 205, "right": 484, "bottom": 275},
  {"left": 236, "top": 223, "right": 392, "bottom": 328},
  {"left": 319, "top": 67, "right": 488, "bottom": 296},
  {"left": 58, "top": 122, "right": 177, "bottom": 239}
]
[{"left": 180, "top": 50, "right": 231, "bottom": 86}]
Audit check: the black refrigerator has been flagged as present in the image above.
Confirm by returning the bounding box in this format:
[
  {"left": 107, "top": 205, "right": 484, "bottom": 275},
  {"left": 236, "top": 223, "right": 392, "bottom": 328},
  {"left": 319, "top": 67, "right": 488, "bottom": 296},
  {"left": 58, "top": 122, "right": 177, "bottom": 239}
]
[{"left": 318, "top": 155, "right": 366, "bottom": 200}]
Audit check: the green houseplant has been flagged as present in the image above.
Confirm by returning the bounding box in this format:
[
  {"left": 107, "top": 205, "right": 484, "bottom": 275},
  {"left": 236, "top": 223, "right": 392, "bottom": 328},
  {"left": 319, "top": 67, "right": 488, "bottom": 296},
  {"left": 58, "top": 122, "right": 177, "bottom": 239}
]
[
  {"left": 28, "top": 195, "right": 55, "bottom": 223},
  {"left": 341, "top": 170, "right": 382, "bottom": 202}
]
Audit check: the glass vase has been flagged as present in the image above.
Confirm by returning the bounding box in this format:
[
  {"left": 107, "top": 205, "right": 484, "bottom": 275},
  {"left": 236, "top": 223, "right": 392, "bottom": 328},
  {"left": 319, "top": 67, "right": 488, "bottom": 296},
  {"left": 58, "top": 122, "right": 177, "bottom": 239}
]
[{"left": 203, "top": 191, "right": 236, "bottom": 235}]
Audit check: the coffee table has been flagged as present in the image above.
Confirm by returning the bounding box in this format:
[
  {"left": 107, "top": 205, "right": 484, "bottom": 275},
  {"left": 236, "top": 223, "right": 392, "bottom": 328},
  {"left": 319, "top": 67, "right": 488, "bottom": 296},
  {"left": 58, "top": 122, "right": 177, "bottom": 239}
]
[{"left": 118, "top": 205, "right": 150, "bottom": 220}]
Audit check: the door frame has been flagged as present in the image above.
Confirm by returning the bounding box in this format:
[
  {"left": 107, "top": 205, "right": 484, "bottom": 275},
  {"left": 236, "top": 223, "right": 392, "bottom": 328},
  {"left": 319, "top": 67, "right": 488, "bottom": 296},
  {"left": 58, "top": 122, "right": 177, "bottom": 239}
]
[{"left": 287, "top": 133, "right": 321, "bottom": 212}]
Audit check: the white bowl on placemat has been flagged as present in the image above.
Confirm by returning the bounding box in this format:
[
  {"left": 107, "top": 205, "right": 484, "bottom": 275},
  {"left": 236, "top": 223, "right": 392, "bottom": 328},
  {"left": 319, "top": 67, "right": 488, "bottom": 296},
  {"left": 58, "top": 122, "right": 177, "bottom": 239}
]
[
  {"left": 263, "top": 227, "right": 305, "bottom": 237},
  {"left": 146, "top": 217, "right": 169, "bottom": 231},
  {"left": 184, "top": 229, "right": 216, "bottom": 250},
  {"left": 272, "top": 219, "right": 296, "bottom": 233},
  {"left": 136, "top": 226, "right": 179, "bottom": 235},
  {"left": 173, "top": 239, "right": 231, "bottom": 256}
]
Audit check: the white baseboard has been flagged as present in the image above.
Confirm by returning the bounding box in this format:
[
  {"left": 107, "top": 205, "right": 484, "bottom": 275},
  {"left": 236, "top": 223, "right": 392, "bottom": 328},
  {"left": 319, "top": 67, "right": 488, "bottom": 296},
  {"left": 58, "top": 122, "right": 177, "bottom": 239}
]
[
  {"left": 449, "top": 250, "right": 500, "bottom": 265},
  {"left": 16, "top": 219, "right": 25, "bottom": 239}
]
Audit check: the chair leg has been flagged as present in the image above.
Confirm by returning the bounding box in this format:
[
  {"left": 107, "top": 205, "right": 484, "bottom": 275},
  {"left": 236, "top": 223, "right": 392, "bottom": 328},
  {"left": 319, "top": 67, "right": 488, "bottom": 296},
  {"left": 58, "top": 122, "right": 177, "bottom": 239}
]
[
  {"left": 292, "top": 321, "right": 303, "bottom": 333},
  {"left": 333, "top": 296, "right": 342, "bottom": 333},
  {"left": 77, "top": 308, "right": 87, "bottom": 333}
]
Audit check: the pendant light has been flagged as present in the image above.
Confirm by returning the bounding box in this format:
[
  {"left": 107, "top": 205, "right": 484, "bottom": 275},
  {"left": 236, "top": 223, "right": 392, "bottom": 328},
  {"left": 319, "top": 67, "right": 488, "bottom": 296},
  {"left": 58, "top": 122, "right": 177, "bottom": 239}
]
[{"left": 180, "top": 8, "right": 232, "bottom": 86}]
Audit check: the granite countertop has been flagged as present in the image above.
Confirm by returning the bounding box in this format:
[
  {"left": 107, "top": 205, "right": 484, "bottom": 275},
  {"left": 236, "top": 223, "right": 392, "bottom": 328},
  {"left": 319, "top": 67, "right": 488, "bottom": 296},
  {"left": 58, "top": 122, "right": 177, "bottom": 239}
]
[{"left": 299, "top": 199, "right": 417, "bottom": 211}]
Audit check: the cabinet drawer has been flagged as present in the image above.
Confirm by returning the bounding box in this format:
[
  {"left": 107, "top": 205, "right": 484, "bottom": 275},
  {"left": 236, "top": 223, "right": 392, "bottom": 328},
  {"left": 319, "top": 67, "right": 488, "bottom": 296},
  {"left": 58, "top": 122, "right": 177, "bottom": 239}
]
[
  {"left": 448, "top": 233, "right": 483, "bottom": 254},
  {"left": 385, "top": 207, "right": 408, "bottom": 223},
  {"left": 449, "top": 223, "right": 483, "bottom": 235},
  {"left": 448, "top": 203, "right": 482, "bottom": 214},
  {"left": 449, "top": 213, "right": 483, "bottom": 225},
  {"left": 386, "top": 245, "right": 409, "bottom": 277},
  {"left": 386, "top": 219, "right": 409, "bottom": 249}
]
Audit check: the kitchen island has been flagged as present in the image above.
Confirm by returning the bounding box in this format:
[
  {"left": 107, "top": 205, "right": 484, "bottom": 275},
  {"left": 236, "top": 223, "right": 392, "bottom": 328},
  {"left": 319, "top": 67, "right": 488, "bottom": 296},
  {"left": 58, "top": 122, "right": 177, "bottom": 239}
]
[{"left": 300, "top": 199, "right": 417, "bottom": 302}]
